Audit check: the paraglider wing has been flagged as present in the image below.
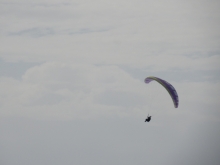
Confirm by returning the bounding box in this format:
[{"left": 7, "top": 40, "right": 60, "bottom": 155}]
[{"left": 144, "top": 76, "right": 179, "bottom": 108}]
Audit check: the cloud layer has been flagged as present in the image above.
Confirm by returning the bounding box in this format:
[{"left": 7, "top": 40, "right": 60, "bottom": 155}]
[
  {"left": 1, "top": 0, "right": 220, "bottom": 70},
  {"left": 0, "top": 1, "right": 220, "bottom": 165},
  {"left": 0, "top": 62, "right": 219, "bottom": 122}
]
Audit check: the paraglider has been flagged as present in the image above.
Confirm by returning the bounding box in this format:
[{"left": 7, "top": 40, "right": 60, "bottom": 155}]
[
  {"left": 144, "top": 76, "right": 179, "bottom": 122},
  {"left": 145, "top": 114, "right": 152, "bottom": 122}
]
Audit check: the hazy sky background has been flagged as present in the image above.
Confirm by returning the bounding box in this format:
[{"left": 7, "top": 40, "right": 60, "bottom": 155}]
[{"left": 0, "top": 0, "right": 220, "bottom": 165}]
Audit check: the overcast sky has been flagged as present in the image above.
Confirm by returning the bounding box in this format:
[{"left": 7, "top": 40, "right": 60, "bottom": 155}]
[{"left": 0, "top": 0, "right": 220, "bottom": 165}]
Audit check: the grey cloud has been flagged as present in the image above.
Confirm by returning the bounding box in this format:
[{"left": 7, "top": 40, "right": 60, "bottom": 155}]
[
  {"left": 8, "top": 28, "right": 55, "bottom": 37},
  {"left": 0, "top": 1, "right": 220, "bottom": 164},
  {"left": 170, "top": 121, "right": 220, "bottom": 165},
  {"left": 25, "top": 92, "right": 64, "bottom": 106},
  {"left": 119, "top": 65, "right": 220, "bottom": 83},
  {"left": 8, "top": 27, "right": 110, "bottom": 37},
  {"left": 183, "top": 51, "right": 220, "bottom": 59},
  {"left": 0, "top": 58, "right": 40, "bottom": 79},
  {"left": 67, "top": 28, "right": 110, "bottom": 35},
  {"left": 1, "top": 116, "right": 220, "bottom": 165},
  {"left": 96, "top": 90, "right": 146, "bottom": 107}
]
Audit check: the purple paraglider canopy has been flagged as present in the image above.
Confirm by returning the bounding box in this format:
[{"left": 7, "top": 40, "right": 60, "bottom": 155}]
[{"left": 144, "top": 76, "right": 179, "bottom": 108}]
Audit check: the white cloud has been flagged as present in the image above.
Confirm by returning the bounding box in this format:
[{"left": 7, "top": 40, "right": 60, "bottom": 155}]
[
  {"left": 1, "top": 0, "right": 219, "bottom": 71},
  {"left": 0, "top": 62, "right": 143, "bottom": 119},
  {"left": 0, "top": 1, "right": 220, "bottom": 165},
  {"left": 0, "top": 62, "right": 219, "bottom": 122}
]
